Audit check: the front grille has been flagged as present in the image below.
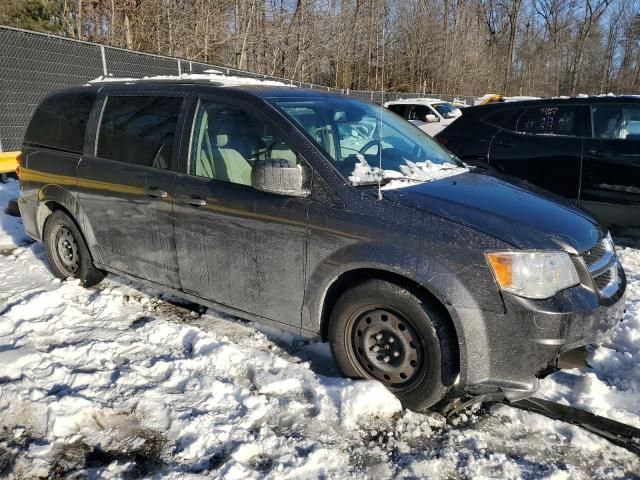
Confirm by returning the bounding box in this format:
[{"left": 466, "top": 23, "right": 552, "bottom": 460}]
[
  {"left": 593, "top": 269, "right": 612, "bottom": 290},
  {"left": 581, "top": 241, "right": 607, "bottom": 268}
]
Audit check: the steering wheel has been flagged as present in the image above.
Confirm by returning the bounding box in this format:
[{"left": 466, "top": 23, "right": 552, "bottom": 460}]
[
  {"left": 358, "top": 139, "right": 382, "bottom": 156},
  {"left": 252, "top": 139, "right": 279, "bottom": 162}
]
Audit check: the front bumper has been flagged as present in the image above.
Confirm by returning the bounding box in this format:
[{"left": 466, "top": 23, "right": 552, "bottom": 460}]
[
  {"left": 0, "top": 151, "right": 19, "bottom": 174},
  {"left": 456, "top": 261, "right": 626, "bottom": 399},
  {"left": 18, "top": 195, "right": 40, "bottom": 241}
]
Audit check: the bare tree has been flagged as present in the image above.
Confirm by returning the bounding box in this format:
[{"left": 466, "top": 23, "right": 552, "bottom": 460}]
[{"left": 7, "top": 0, "right": 640, "bottom": 95}]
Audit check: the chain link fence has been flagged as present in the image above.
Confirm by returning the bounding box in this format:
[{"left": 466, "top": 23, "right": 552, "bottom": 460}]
[{"left": 0, "top": 25, "right": 476, "bottom": 151}]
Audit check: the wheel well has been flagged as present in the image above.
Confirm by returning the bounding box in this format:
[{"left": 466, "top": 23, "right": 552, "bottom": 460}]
[
  {"left": 40, "top": 202, "right": 88, "bottom": 248},
  {"left": 46, "top": 201, "right": 71, "bottom": 215},
  {"left": 320, "top": 268, "right": 460, "bottom": 373},
  {"left": 39, "top": 201, "right": 72, "bottom": 235}
]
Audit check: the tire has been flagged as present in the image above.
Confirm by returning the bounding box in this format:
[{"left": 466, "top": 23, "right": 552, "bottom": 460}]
[
  {"left": 6, "top": 198, "right": 20, "bottom": 217},
  {"left": 43, "top": 210, "right": 106, "bottom": 287},
  {"left": 329, "top": 279, "right": 457, "bottom": 411}
]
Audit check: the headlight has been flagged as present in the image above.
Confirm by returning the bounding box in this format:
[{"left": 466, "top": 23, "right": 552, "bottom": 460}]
[
  {"left": 486, "top": 251, "right": 580, "bottom": 299},
  {"left": 603, "top": 232, "right": 615, "bottom": 255}
]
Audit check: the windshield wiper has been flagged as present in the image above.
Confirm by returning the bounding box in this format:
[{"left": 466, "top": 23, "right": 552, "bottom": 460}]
[{"left": 352, "top": 176, "right": 425, "bottom": 187}]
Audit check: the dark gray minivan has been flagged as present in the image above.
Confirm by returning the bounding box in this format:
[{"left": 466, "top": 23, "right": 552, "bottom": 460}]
[{"left": 18, "top": 80, "right": 626, "bottom": 410}]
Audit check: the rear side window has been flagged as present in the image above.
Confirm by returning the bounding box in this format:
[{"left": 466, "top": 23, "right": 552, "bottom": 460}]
[
  {"left": 24, "top": 91, "right": 95, "bottom": 153},
  {"left": 387, "top": 104, "right": 406, "bottom": 117},
  {"left": 482, "top": 107, "right": 523, "bottom": 130},
  {"left": 97, "top": 95, "right": 183, "bottom": 169},
  {"left": 516, "top": 105, "right": 582, "bottom": 136}
]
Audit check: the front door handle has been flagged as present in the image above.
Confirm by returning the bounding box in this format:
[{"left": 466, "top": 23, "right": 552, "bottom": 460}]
[
  {"left": 176, "top": 194, "right": 207, "bottom": 206},
  {"left": 495, "top": 141, "right": 515, "bottom": 148},
  {"left": 144, "top": 186, "right": 168, "bottom": 198}
]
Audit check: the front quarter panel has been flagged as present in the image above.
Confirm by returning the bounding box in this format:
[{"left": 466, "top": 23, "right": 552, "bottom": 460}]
[
  {"left": 303, "top": 197, "right": 511, "bottom": 332},
  {"left": 302, "top": 196, "right": 514, "bottom": 387}
]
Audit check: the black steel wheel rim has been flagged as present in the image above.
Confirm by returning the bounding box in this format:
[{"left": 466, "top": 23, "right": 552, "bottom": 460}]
[
  {"left": 348, "top": 307, "right": 424, "bottom": 389},
  {"left": 53, "top": 225, "right": 79, "bottom": 275}
]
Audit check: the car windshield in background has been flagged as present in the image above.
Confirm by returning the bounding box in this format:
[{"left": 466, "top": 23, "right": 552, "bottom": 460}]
[
  {"left": 432, "top": 102, "right": 461, "bottom": 119},
  {"left": 273, "top": 97, "right": 464, "bottom": 187}
]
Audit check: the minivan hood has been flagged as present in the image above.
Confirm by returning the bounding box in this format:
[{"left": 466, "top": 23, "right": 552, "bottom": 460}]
[{"left": 382, "top": 171, "right": 603, "bottom": 253}]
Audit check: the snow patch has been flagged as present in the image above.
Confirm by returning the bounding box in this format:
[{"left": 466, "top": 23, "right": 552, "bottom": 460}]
[
  {"left": 0, "top": 178, "right": 30, "bottom": 249},
  {"left": 1, "top": 180, "right": 639, "bottom": 477},
  {"left": 349, "top": 155, "right": 468, "bottom": 190},
  {"left": 537, "top": 243, "right": 640, "bottom": 429},
  {"left": 89, "top": 72, "right": 291, "bottom": 88}
]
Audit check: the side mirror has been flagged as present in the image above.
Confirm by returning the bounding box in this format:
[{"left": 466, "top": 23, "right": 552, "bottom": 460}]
[
  {"left": 251, "top": 159, "right": 307, "bottom": 197},
  {"left": 425, "top": 114, "right": 439, "bottom": 123}
]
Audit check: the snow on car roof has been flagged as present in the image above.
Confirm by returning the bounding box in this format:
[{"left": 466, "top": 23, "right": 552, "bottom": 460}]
[
  {"left": 384, "top": 97, "right": 448, "bottom": 105},
  {"left": 88, "top": 70, "right": 292, "bottom": 88}
]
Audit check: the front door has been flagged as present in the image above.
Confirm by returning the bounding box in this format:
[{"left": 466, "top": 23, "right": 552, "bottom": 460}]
[
  {"left": 77, "top": 94, "right": 185, "bottom": 287},
  {"left": 172, "top": 97, "right": 309, "bottom": 327},
  {"left": 489, "top": 104, "right": 587, "bottom": 199},
  {"left": 581, "top": 103, "right": 640, "bottom": 222}
]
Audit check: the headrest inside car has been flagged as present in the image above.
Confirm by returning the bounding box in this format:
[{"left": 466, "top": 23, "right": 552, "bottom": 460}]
[{"left": 215, "top": 134, "right": 229, "bottom": 147}]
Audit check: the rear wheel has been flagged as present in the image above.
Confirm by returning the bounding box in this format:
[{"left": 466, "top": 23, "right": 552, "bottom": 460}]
[
  {"left": 43, "top": 210, "right": 105, "bottom": 287},
  {"left": 329, "top": 279, "right": 457, "bottom": 411}
]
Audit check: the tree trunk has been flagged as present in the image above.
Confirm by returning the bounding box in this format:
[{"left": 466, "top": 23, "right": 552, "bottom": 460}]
[
  {"left": 503, "top": 0, "right": 523, "bottom": 95},
  {"left": 124, "top": 12, "right": 134, "bottom": 50},
  {"left": 76, "top": 0, "right": 82, "bottom": 39}
]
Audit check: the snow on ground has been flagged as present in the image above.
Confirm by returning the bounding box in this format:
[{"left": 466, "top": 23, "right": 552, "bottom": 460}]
[
  {"left": 0, "top": 180, "right": 30, "bottom": 250},
  {"left": 0, "top": 179, "right": 639, "bottom": 478},
  {"left": 537, "top": 234, "right": 640, "bottom": 428}
]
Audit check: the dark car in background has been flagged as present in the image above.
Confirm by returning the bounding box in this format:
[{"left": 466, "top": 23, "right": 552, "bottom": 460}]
[
  {"left": 435, "top": 97, "right": 640, "bottom": 226},
  {"left": 18, "top": 82, "right": 625, "bottom": 411}
]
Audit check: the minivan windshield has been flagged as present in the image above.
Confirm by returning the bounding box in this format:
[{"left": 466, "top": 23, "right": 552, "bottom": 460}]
[{"left": 272, "top": 96, "right": 466, "bottom": 188}]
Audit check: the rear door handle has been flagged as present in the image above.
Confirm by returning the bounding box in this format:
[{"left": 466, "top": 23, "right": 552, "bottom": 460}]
[
  {"left": 176, "top": 194, "right": 207, "bottom": 206},
  {"left": 144, "top": 186, "right": 168, "bottom": 198},
  {"left": 495, "top": 141, "right": 515, "bottom": 148},
  {"left": 588, "top": 150, "right": 611, "bottom": 158}
]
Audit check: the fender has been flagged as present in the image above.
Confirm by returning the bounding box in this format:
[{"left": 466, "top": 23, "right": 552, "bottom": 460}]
[
  {"left": 301, "top": 239, "right": 506, "bottom": 384},
  {"left": 36, "top": 184, "right": 103, "bottom": 264},
  {"left": 303, "top": 238, "right": 505, "bottom": 329}
]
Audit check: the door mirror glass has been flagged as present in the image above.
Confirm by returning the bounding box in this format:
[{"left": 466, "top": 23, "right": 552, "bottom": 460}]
[
  {"left": 425, "top": 113, "right": 439, "bottom": 123},
  {"left": 251, "top": 159, "right": 307, "bottom": 197}
]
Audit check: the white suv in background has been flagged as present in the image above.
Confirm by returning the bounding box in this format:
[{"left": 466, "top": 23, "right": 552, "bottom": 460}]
[{"left": 384, "top": 98, "right": 463, "bottom": 136}]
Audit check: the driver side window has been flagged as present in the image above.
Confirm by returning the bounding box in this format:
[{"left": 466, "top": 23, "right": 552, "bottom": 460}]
[
  {"left": 408, "top": 105, "right": 433, "bottom": 122},
  {"left": 190, "top": 99, "right": 297, "bottom": 185}
]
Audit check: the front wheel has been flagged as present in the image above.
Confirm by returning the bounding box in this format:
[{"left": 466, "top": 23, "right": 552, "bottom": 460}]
[
  {"left": 329, "top": 279, "right": 457, "bottom": 411},
  {"left": 43, "top": 210, "right": 106, "bottom": 287}
]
